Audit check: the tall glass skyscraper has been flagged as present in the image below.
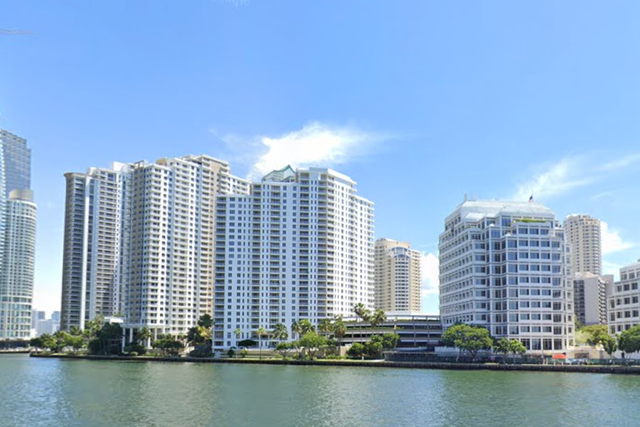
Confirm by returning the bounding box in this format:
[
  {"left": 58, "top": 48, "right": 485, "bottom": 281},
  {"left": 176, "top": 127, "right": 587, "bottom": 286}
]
[{"left": 0, "top": 129, "right": 37, "bottom": 340}]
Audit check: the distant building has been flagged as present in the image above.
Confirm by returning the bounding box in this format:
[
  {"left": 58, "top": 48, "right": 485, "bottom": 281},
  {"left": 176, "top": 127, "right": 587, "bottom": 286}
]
[
  {"left": 564, "top": 214, "right": 602, "bottom": 276},
  {"left": 573, "top": 272, "right": 612, "bottom": 326},
  {"left": 608, "top": 261, "right": 640, "bottom": 334},
  {"left": 31, "top": 310, "right": 46, "bottom": 330},
  {"left": 0, "top": 129, "right": 31, "bottom": 196},
  {"left": 374, "top": 238, "right": 422, "bottom": 313},
  {"left": 439, "top": 199, "right": 574, "bottom": 353}
]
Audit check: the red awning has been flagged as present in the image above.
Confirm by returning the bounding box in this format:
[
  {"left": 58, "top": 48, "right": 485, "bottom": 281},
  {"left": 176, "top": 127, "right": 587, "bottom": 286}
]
[{"left": 552, "top": 354, "right": 567, "bottom": 359}]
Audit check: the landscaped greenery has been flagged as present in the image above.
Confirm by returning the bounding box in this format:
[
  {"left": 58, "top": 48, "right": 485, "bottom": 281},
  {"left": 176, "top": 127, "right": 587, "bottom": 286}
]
[{"left": 442, "top": 323, "right": 493, "bottom": 360}]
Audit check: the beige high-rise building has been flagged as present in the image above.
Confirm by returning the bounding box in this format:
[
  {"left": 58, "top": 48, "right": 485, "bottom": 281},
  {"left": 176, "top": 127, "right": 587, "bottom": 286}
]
[
  {"left": 564, "top": 214, "right": 602, "bottom": 276},
  {"left": 374, "top": 238, "right": 421, "bottom": 313}
]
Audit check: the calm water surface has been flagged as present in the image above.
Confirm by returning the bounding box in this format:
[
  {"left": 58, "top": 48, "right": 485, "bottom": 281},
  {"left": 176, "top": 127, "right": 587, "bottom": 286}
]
[{"left": 1, "top": 354, "right": 639, "bottom": 427}]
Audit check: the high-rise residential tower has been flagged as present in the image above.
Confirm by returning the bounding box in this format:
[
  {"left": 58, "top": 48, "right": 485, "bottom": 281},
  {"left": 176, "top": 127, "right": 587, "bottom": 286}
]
[
  {"left": 0, "top": 130, "right": 36, "bottom": 340},
  {"left": 60, "top": 155, "right": 249, "bottom": 338},
  {"left": 564, "top": 214, "right": 602, "bottom": 276},
  {"left": 374, "top": 238, "right": 422, "bottom": 313},
  {"left": 213, "top": 167, "right": 374, "bottom": 349},
  {"left": 60, "top": 163, "right": 130, "bottom": 331},
  {"left": 439, "top": 199, "right": 574, "bottom": 352}
]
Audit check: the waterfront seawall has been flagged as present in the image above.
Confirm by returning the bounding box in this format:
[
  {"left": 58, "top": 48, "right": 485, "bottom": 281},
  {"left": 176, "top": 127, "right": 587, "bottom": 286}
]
[{"left": 29, "top": 353, "right": 640, "bottom": 375}]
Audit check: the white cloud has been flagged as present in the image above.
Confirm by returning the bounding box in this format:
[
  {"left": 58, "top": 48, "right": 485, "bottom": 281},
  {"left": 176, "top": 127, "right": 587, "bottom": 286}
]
[
  {"left": 512, "top": 157, "right": 594, "bottom": 201},
  {"left": 601, "top": 221, "right": 634, "bottom": 255},
  {"left": 247, "top": 122, "right": 377, "bottom": 179},
  {"left": 601, "top": 153, "right": 640, "bottom": 171},
  {"left": 421, "top": 253, "right": 439, "bottom": 297}
]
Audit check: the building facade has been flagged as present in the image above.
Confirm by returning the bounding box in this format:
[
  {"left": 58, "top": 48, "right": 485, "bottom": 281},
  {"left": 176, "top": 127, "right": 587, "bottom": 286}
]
[
  {"left": 573, "top": 272, "right": 612, "bottom": 326},
  {"left": 607, "top": 261, "right": 640, "bottom": 334},
  {"left": 564, "top": 214, "right": 602, "bottom": 276},
  {"left": 374, "top": 238, "right": 421, "bottom": 312},
  {"left": 439, "top": 199, "right": 574, "bottom": 353},
  {"left": 0, "top": 130, "right": 36, "bottom": 340},
  {"left": 60, "top": 163, "right": 130, "bottom": 330},
  {"left": 0, "top": 190, "right": 37, "bottom": 339},
  {"left": 213, "top": 167, "right": 374, "bottom": 349},
  {"left": 60, "top": 155, "right": 249, "bottom": 338}
]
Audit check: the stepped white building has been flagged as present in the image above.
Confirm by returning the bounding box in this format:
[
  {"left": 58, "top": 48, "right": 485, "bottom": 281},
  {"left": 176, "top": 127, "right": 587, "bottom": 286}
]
[
  {"left": 439, "top": 199, "right": 574, "bottom": 352},
  {"left": 374, "top": 238, "right": 421, "bottom": 313},
  {"left": 213, "top": 166, "right": 374, "bottom": 349},
  {"left": 60, "top": 155, "right": 249, "bottom": 338}
]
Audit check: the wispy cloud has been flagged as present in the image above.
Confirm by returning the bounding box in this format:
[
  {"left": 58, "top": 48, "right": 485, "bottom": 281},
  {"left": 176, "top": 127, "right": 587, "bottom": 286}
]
[
  {"left": 245, "top": 122, "right": 379, "bottom": 179},
  {"left": 512, "top": 152, "right": 640, "bottom": 202},
  {"left": 512, "top": 157, "right": 595, "bottom": 201},
  {"left": 421, "top": 253, "right": 439, "bottom": 297},
  {"left": 602, "top": 221, "right": 634, "bottom": 255},
  {"left": 601, "top": 153, "right": 640, "bottom": 171}
]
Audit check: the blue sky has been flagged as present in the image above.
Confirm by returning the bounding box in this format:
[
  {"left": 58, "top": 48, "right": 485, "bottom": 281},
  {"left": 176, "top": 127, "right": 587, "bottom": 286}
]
[{"left": 2, "top": 1, "right": 640, "bottom": 315}]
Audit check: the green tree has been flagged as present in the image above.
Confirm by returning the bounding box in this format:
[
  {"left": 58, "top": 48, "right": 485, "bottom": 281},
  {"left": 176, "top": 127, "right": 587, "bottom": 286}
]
[
  {"left": 53, "top": 331, "right": 71, "bottom": 353},
  {"left": 353, "top": 303, "right": 371, "bottom": 323},
  {"left": 83, "top": 315, "right": 105, "bottom": 340},
  {"left": 137, "top": 327, "right": 152, "bottom": 347},
  {"left": 152, "top": 334, "right": 185, "bottom": 356},
  {"left": 291, "top": 320, "right": 301, "bottom": 340},
  {"left": 233, "top": 327, "right": 242, "bottom": 342},
  {"left": 617, "top": 325, "right": 640, "bottom": 357},
  {"left": 88, "top": 323, "right": 123, "bottom": 355},
  {"left": 581, "top": 324, "right": 610, "bottom": 346},
  {"left": 508, "top": 339, "right": 527, "bottom": 363},
  {"left": 442, "top": 324, "right": 493, "bottom": 360},
  {"left": 272, "top": 323, "right": 289, "bottom": 342},
  {"left": 370, "top": 309, "right": 387, "bottom": 328},
  {"left": 275, "top": 342, "right": 294, "bottom": 358},
  {"left": 318, "top": 319, "right": 333, "bottom": 337},
  {"left": 298, "top": 331, "right": 327, "bottom": 360},
  {"left": 197, "top": 314, "right": 214, "bottom": 329},
  {"left": 494, "top": 337, "right": 511, "bottom": 362},
  {"left": 602, "top": 335, "right": 617, "bottom": 357},
  {"left": 347, "top": 342, "right": 365, "bottom": 359},
  {"left": 364, "top": 335, "right": 384, "bottom": 358},
  {"left": 332, "top": 317, "right": 347, "bottom": 348},
  {"left": 69, "top": 326, "right": 83, "bottom": 337},
  {"left": 66, "top": 335, "right": 85, "bottom": 353},
  {"left": 381, "top": 333, "right": 400, "bottom": 351},
  {"left": 297, "top": 319, "right": 315, "bottom": 335},
  {"left": 256, "top": 327, "right": 267, "bottom": 359}
]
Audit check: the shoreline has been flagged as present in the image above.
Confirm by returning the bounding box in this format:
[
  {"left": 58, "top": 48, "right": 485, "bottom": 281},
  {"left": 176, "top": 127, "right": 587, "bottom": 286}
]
[{"left": 29, "top": 353, "right": 640, "bottom": 375}]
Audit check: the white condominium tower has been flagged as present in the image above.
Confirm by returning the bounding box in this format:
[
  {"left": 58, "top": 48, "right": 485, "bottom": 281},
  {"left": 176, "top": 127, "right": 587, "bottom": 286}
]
[
  {"left": 0, "top": 190, "right": 37, "bottom": 339},
  {"left": 213, "top": 166, "right": 374, "bottom": 349},
  {"left": 374, "top": 238, "right": 421, "bottom": 313},
  {"left": 439, "top": 199, "right": 574, "bottom": 352},
  {"left": 564, "top": 214, "right": 602, "bottom": 276},
  {"left": 60, "top": 155, "right": 249, "bottom": 338},
  {"left": 0, "top": 129, "right": 36, "bottom": 340},
  {"left": 61, "top": 163, "right": 130, "bottom": 331}
]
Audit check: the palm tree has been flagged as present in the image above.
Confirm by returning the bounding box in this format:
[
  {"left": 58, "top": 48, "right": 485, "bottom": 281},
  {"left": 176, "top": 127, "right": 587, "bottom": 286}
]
[
  {"left": 332, "top": 316, "right": 347, "bottom": 349},
  {"left": 353, "top": 303, "right": 371, "bottom": 342},
  {"left": 272, "top": 323, "right": 289, "bottom": 343},
  {"left": 256, "top": 327, "right": 267, "bottom": 360},
  {"left": 318, "top": 319, "right": 333, "bottom": 337},
  {"left": 370, "top": 309, "right": 387, "bottom": 329},
  {"left": 298, "top": 319, "right": 315, "bottom": 335},
  {"left": 291, "top": 320, "right": 301, "bottom": 340},
  {"left": 137, "top": 327, "right": 152, "bottom": 348},
  {"left": 233, "top": 327, "right": 242, "bottom": 342}
]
